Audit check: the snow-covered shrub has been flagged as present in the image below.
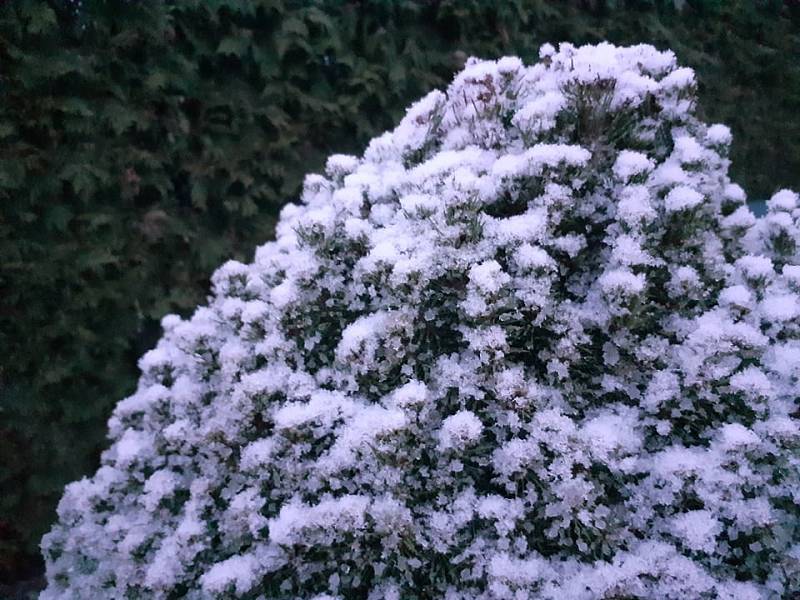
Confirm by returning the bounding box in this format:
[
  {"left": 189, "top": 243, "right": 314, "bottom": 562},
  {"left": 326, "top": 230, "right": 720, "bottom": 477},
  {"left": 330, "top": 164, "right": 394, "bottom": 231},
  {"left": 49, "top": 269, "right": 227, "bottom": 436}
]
[{"left": 42, "top": 43, "right": 800, "bottom": 599}]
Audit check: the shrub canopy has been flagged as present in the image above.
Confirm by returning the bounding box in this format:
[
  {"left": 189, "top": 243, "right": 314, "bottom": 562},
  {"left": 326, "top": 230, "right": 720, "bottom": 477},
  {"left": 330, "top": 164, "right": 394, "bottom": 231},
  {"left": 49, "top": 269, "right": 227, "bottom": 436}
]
[{"left": 42, "top": 43, "right": 800, "bottom": 599}]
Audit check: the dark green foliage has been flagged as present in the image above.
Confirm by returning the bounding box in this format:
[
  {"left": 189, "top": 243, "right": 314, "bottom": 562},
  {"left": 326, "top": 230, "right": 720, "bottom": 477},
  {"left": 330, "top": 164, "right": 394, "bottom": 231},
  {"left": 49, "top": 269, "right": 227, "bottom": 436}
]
[{"left": 0, "top": 0, "right": 798, "bottom": 582}]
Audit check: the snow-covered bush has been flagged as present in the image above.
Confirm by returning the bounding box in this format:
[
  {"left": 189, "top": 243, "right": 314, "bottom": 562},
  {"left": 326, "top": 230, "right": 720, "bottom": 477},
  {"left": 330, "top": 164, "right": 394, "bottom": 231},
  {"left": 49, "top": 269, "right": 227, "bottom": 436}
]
[{"left": 42, "top": 43, "right": 800, "bottom": 599}]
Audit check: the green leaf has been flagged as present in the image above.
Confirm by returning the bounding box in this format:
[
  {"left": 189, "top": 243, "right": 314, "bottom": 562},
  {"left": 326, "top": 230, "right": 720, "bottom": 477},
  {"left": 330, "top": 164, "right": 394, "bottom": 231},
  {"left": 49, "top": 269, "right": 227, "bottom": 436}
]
[
  {"left": 281, "top": 16, "right": 309, "bottom": 38},
  {"left": 0, "top": 121, "right": 16, "bottom": 139},
  {"left": 191, "top": 179, "right": 208, "bottom": 210},
  {"left": 44, "top": 205, "right": 73, "bottom": 232},
  {"left": 144, "top": 70, "right": 170, "bottom": 91},
  {"left": 77, "top": 249, "right": 118, "bottom": 272},
  {"left": 103, "top": 103, "right": 138, "bottom": 135},
  {"left": 217, "top": 36, "right": 249, "bottom": 57},
  {"left": 0, "top": 160, "right": 25, "bottom": 188},
  {"left": 24, "top": 3, "right": 57, "bottom": 35},
  {"left": 60, "top": 98, "right": 95, "bottom": 118}
]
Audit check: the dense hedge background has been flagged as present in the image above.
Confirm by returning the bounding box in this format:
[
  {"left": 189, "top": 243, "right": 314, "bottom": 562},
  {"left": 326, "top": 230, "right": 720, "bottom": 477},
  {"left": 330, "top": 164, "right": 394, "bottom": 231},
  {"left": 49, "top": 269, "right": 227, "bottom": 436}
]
[{"left": 1, "top": 0, "right": 798, "bottom": 588}]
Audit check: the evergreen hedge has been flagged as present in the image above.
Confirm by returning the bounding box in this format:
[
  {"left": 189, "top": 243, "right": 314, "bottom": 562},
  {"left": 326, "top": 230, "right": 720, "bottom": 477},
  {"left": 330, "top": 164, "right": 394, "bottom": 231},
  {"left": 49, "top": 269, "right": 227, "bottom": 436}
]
[{"left": 1, "top": 0, "right": 799, "bottom": 581}]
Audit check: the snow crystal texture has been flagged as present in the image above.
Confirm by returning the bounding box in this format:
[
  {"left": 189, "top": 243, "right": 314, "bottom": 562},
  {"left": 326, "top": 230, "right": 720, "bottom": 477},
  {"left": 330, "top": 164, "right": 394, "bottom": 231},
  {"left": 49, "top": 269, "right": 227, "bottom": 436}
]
[{"left": 42, "top": 43, "right": 800, "bottom": 599}]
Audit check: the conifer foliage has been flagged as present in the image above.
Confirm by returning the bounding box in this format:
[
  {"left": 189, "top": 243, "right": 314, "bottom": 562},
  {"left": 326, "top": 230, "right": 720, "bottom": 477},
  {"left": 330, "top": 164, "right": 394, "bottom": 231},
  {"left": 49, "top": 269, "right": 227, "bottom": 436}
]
[{"left": 43, "top": 43, "right": 799, "bottom": 599}]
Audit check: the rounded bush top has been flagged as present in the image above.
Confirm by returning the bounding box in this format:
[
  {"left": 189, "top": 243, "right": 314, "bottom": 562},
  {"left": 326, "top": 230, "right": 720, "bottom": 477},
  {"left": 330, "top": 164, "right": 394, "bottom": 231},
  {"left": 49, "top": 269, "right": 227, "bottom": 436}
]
[{"left": 43, "top": 43, "right": 800, "bottom": 599}]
